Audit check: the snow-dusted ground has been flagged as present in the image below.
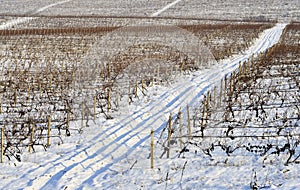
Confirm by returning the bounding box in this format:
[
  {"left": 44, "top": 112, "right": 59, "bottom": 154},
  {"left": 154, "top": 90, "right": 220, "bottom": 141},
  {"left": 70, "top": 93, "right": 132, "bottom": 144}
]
[
  {"left": 0, "top": 0, "right": 296, "bottom": 189},
  {"left": 0, "top": 0, "right": 299, "bottom": 21}
]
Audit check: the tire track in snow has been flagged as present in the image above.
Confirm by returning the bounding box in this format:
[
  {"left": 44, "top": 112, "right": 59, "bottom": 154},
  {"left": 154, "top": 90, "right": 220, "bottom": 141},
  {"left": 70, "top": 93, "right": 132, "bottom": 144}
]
[
  {"left": 0, "top": 0, "right": 72, "bottom": 30},
  {"left": 76, "top": 23, "right": 287, "bottom": 189},
  {"left": 36, "top": 23, "right": 287, "bottom": 190},
  {"left": 151, "top": 0, "right": 184, "bottom": 17},
  {"left": 3, "top": 23, "right": 285, "bottom": 190}
]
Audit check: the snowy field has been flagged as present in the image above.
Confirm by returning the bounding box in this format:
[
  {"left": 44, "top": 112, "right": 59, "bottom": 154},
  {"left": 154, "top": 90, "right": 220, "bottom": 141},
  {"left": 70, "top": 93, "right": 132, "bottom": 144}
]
[{"left": 0, "top": 0, "right": 299, "bottom": 190}]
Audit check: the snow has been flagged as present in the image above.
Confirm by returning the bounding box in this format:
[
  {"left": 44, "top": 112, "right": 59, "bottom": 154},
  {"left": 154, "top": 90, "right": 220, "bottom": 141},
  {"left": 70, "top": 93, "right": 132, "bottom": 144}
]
[
  {"left": 0, "top": 0, "right": 72, "bottom": 30},
  {"left": 150, "top": 0, "right": 183, "bottom": 17},
  {"left": 0, "top": 0, "right": 296, "bottom": 189}
]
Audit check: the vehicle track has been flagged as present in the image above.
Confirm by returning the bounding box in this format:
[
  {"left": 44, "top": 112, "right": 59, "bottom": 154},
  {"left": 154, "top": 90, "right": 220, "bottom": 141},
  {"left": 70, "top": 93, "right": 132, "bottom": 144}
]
[
  {"left": 0, "top": 0, "right": 287, "bottom": 188},
  {"left": 10, "top": 23, "right": 284, "bottom": 190}
]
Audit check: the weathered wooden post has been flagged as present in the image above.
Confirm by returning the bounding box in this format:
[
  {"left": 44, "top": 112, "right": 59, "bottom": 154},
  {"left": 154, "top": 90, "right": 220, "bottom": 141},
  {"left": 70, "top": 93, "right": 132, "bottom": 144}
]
[
  {"left": 187, "top": 105, "right": 191, "bottom": 140},
  {"left": 81, "top": 103, "right": 85, "bottom": 128},
  {"left": 201, "top": 97, "right": 206, "bottom": 127},
  {"left": 142, "top": 77, "right": 145, "bottom": 95},
  {"left": 178, "top": 108, "right": 183, "bottom": 149},
  {"left": 29, "top": 123, "right": 35, "bottom": 153},
  {"left": 1, "top": 128, "right": 4, "bottom": 163},
  {"left": 107, "top": 89, "right": 111, "bottom": 113},
  {"left": 230, "top": 72, "right": 234, "bottom": 96},
  {"left": 14, "top": 89, "right": 17, "bottom": 107},
  {"left": 66, "top": 110, "right": 70, "bottom": 133},
  {"left": 219, "top": 78, "right": 223, "bottom": 107},
  {"left": 0, "top": 97, "right": 2, "bottom": 114},
  {"left": 243, "top": 61, "right": 246, "bottom": 75},
  {"left": 167, "top": 113, "right": 172, "bottom": 159},
  {"left": 47, "top": 115, "right": 51, "bottom": 147},
  {"left": 135, "top": 80, "right": 138, "bottom": 98},
  {"left": 150, "top": 129, "right": 154, "bottom": 169},
  {"left": 27, "top": 85, "right": 31, "bottom": 102},
  {"left": 49, "top": 74, "right": 53, "bottom": 92},
  {"left": 213, "top": 86, "right": 217, "bottom": 111}
]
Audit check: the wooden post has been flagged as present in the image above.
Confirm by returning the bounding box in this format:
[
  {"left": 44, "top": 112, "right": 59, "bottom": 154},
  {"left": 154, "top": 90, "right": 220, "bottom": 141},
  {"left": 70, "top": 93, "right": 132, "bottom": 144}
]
[
  {"left": 0, "top": 97, "right": 2, "bottom": 114},
  {"left": 219, "top": 78, "right": 223, "bottom": 107},
  {"left": 238, "top": 63, "right": 242, "bottom": 78},
  {"left": 107, "top": 89, "right": 111, "bottom": 113},
  {"left": 224, "top": 76, "right": 227, "bottom": 100},
  {"left": 49, "top": 74, "right": 53, "bottom": 92},
  {"left": 47, "top": 115, "right": 51, "bottom": 147},
  {"left": 201, "top": 98, "right": 206, "bottom": 127},
  {"left": 187, "top": 105, "right": 191, "bottom": 140},
  {"left": 135, "top": 81, "right": 138, "bottom": 98},
  {"left": 93, "top": 96, "right": 97, "bottom": 120},
  {"left": 67, "top": 110, "right": 70, "bottom": 131},
  {"left": 116, "top": 88, "right": 120, "bottom": 108},
  {"left": 207, "top": 91, "right": 210, "bottom": 111},
  {"left": 14, "top": 89, "right": 17, "bottom": 107},
  {"left": 157, "top": 66, "right": 160, "bottom": 84},
  {"left": 230, "top": 73, "right": 233, "bottom": 96},
  {"left": 81, "top": 103, "right": 85, "bottom": 128},
  {"left": 150, "top": 129, "right": 154, "bottom": 169},
  {"left": 179, "top": 108, "right": 182, "bottom": 149},
  {"left": 38, "top": 80, "right": 42, "bottom": 95},
  {"left": 213, "top": 86, "right": 216, "bottom": 111},
  {"left": 141, "top": 77, "right": 145, "bottom": 95},
  {"left": 1, "top": 128, "right": 4, "bottom": 163},
  {"left": 243, "top": 61, "right": 246, "bottom": 75},
  {"left": 151, "top": 75, "right": 154, "bottom": 87},
  {"left": 167, "top": 113, "right": 172, "bottom": 159},
  {"left": 128, "top": 82, "right": 131, "bottom": 105},
  {"left": 29, "top": 123, "right": 35, "bottom": 153},
  {"left": 27, "top": 85, "right": 31, "bottom": 102}
]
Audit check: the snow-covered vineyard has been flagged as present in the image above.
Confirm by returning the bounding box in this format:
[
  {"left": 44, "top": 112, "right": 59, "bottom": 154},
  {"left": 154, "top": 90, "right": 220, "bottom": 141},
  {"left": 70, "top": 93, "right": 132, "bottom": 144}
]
[{"left": 0, "top": 0, "right": 299, "bottom": 189}]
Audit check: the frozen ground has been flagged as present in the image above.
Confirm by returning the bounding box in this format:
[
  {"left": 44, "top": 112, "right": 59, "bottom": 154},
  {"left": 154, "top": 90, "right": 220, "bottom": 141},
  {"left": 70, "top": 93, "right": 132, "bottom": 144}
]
[{"left": 0, "top": 0, "right": 298, "bottom": 189}]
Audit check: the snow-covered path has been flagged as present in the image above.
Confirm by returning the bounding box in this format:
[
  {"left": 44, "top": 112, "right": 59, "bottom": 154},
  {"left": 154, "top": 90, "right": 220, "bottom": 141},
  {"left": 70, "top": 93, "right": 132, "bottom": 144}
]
[{"left": 1, "top": 22, "right": 287, "bottom": 189}]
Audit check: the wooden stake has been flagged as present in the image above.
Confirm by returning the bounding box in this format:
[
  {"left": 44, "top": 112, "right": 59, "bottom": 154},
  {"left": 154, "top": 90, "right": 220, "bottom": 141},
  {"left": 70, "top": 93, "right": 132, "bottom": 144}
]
[
  {"left": 150, "top": 129, "right": 154, "bottom": 169},
  {"left": 0, "top": 97, "right": 2, "bottom": 114},
  {"left": 230, "top": 73, "right": 233, "bottom": 96},
  {"left": 224, "top": 75, "right": 227, "bottom": 97},
  {"left": 167, "top": 113, "right": 172, "bottom": 159},
  {"left": 1, "top": 128, "right": 4, "bottom": 163},
  {"left": 107, "top": 89, "right": 111, "bottom": 113},
  {"left": 213, "top": 86, "right": 216, "bottom": 111},
  {"left": 219, "top": 79, "right": 223, "bottom": 107},
  {"left": 67, "top": 111, "right": 70, "bottom": 131},
  {"left": 179, "top": 108, "right": 182, "bottom": 149},
  {"left": 49, "top": 74, "right": 53, "bottom": 92},
  {"left": 243, "top": 61, "right": 246, "bottom": 75},
  {"left": 151, "top": 75, "right": 154, "bottom": 87},
  {"left": 207, "top": 91, "right": 210, "bottom": 111},
  {"left": 201, "top": 98, "right": 206, "bottom": 127},
  {"left": 29, "top": 123, "right": 35, "bottom": 153},
  {"left": 27, "top": 85, "right": 31, "bottom": 102},
  {"left": 135, "top": 81, "right": 138, "bottom": 98},
  {"left": 157, "top": 66, "right": 160, "bottom": 84},
  {"left": 238, "top": 62, "right": 242, "bottom": 77},
  {"left": 187, "top": 105, "right": 191, "bottom": 140},
  {"left": 93, "top": 96, "right": 97, "bottom": 120},
  {"left": 81, "top": 103, "right": 85, "bottom": 128},
  {"left": 116, "top": 88, "right": 120, "bottom": 108},
  {"left": 14, "top": 89, "right": 17, "bottom": 107},
  {"left": 141, "top": 77, "right": 145, "bottom": 95},
  {"left": 47, "top": 115, "right": 51, "bottom": 147},
  {"left": 128, "top": 82, "right": 131, "bottom": 105}
]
